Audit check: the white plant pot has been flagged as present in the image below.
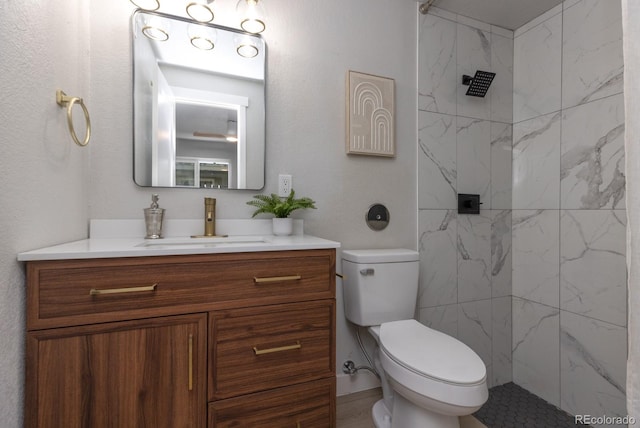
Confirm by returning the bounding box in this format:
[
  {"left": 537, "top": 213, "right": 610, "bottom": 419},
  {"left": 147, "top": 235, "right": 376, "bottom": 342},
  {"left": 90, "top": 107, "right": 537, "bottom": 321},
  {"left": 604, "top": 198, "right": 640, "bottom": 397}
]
[{"left": 272, "top": 217, "right": 293, "bottom": 236}]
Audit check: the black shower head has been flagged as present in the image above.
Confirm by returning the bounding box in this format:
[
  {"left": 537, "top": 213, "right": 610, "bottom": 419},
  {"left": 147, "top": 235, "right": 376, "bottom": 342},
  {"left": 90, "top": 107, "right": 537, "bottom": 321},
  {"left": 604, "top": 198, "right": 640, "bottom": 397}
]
[{"left": 462, "top": 70, "right": 496, "bottom": 97}]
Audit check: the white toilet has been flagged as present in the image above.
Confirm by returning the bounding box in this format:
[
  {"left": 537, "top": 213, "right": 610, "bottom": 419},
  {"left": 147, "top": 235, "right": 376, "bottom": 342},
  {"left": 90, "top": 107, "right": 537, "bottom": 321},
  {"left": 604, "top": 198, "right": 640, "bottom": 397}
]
[{"left": 342, "top": 249, "right": 488, "bottom": 428}]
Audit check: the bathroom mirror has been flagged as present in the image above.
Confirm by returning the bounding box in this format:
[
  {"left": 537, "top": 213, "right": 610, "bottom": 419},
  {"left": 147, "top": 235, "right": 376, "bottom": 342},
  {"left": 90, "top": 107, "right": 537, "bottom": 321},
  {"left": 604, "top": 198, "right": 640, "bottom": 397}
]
[{"left": 132, "top": 10, "right": 265, "bottom": 189}]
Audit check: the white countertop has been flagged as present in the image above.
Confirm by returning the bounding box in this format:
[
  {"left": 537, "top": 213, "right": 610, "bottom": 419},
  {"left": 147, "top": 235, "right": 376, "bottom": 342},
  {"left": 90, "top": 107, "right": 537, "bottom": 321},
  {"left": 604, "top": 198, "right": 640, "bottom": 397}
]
[{"left": 17, "top": 219, "right": 340, "bottom": 261}]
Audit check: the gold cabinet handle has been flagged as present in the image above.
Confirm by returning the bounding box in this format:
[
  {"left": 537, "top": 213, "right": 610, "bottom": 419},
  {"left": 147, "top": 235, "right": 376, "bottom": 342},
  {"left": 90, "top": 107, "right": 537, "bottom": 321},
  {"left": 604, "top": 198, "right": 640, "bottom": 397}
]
[
  {"left": 89, "top": 283, "right": 158, "bottom": 296},
  {"left": 296, "top": 423, "right": 301, "bottom": 428},
  {"left": 253, "top": 341, "right": 301, "bottom": 356},
  {"left": 253, "top": 275, "right": 301, "bottom": 284},
  {"left": 188, "top": 334, "right": 193, "bottom": 391}
]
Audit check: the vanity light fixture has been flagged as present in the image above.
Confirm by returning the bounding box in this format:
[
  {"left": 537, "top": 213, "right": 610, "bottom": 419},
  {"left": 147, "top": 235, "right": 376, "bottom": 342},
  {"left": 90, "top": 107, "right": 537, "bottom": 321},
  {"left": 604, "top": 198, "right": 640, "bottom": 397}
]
[
  {"left": 141, "top": 15, "right": 170, "bottom": 41},
  {"left": 186, "top": 0, "right": 215, "bottom": 23},
  {"left": 236, "top": 0, "right": 266, "bottom": 34},
  {"left": 236, "top": 36, "right": 259, "bottom": 58},
  {"left": 190, "top": 35, "right": 214, "bottom": 50},
  {"left": 226, "top": 120, "right": 238, "bottom": 142},
  {"left": 129, "top": 0, "right": 160, "bottom": 11},
  {"left": 142, "top": 25, "right": 169, "bottom": 41},
  {"left": 188, "top": 24, "right": 217, "bottom": 50}
]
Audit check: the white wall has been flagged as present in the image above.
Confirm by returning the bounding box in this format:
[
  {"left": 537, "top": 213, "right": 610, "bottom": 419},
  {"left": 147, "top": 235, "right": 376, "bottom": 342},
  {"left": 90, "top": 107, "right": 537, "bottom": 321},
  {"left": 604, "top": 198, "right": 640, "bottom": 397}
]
[
  {"left": 0, "top": 0, "right": 417, "bottom": 422},
  {"left": 0, "top": 1, "right": 90, "bottom": 425}
]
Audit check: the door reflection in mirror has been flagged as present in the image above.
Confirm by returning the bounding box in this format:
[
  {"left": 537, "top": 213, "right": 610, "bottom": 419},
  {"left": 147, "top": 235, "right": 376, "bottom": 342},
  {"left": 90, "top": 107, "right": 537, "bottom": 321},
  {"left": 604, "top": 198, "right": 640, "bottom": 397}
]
[{"left": 132, "top": 10, "right": 265, "bottom": 189}]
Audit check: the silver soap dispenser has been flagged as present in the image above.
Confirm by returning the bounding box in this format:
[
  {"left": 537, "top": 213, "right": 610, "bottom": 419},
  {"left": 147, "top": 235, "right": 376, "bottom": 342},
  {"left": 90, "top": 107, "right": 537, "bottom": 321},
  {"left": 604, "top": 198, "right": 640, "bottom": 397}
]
[{"left": 144, "top": 194, "right": 165, "bottom": 239}]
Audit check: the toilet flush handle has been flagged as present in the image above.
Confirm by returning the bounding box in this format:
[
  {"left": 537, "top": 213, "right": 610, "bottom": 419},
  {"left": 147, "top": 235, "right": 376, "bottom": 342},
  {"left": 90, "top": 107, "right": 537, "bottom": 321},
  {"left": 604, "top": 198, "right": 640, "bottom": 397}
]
[{"left": 360, "top": 268, "right": 375, "bottom": 276}]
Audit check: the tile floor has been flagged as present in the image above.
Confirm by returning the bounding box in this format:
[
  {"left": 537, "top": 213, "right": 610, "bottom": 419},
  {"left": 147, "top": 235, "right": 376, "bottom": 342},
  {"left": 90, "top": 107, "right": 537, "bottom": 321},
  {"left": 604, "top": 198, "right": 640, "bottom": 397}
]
[
  {"left": 336, "top": 388, "right": 486, "bottom": 428},
  {"left": 337, "top": 383, "right": 585, "bottom": 428},
  {"left": 473, "top": 382, "right": 586, "bottom": 428}
]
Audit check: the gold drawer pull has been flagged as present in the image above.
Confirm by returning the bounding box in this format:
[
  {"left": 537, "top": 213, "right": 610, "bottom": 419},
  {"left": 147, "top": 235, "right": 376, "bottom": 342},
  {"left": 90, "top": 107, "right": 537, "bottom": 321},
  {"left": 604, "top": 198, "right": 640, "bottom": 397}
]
[
  {"left": 296, "top": 423, "right": 301, "bottom": 428},
  {"left": 89, "top": 283, "right": 158, "bottom": 296},
  {"left": 253, "top": 275, "right": 301, "bottom": 284},
  {"left": 188, "top": 334, "right": 194, "bottom": 391},
  {"left": 253, "top": 341, "right": 301, "bottom": 356}
]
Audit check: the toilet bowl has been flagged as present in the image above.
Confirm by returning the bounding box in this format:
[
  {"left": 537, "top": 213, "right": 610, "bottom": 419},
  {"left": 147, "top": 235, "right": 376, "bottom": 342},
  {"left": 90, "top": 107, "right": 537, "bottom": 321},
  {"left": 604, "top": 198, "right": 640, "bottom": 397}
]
[
  {"left": 367, "top": 320, "right": 487, "bottom": 428},
  {"left": 342, "top": 249, "right": 488, "bottom": 428}
]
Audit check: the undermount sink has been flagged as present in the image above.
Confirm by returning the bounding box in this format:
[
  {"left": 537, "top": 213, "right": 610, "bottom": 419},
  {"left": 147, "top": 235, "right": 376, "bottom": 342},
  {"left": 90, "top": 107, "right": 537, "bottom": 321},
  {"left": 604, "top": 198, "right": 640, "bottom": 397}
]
[{"left": 136, "top": 236, "right": 269, "bottom": 248}]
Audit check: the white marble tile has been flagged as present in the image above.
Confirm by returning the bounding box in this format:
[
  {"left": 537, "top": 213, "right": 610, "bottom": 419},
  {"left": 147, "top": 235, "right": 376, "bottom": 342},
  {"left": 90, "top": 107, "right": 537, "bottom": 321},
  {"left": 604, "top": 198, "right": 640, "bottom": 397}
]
[
  {"left": 512, "top": 112, "right": 561, "bottom": 209},
  {"left": 562, "top": 0, "right": 623, "bottom": 109},
  {"left": 513, "top": 13, "right": 562, "bottom": 122},
  {"left": 457, "top": 117, "right": 491, "bottom": 206},
  {"left": 560, "top": 94, "right": 625, "bottom": 209},
  {"left": 560, "top": 210, "right": 627, "bottom": 327},
  {"left": 490, "top": 34, "right": 513, "bottom": 124},
  {"left": 491, "top": 25, "right": 513, "bottom": 39},
  {"left": 512, "top": 297, "right": 560, "bottom": 406},
  {"left": 491, "top": 210, "right": 511, "bottom": 298},
  {"left": 560, "top": 311, "right": 627, "bottom": 424},
  {"left": 418, "top": 303, "right": 459, "bottom": 339},
  {"left": 458, "top": 300, "right": 493, "bottom": 368},
  {"left": 492, "top": 296, "right": 512, "bottom": 387},
  {"left": 418, "top": 210, "right": 458, "bottom": 308},
  {"left": 456, "top": 14, "right": 491, "bottom": 33},
  {"left": 458, "top": 212, "right": 492, "bottom": 303},
  {"left": 563, "top": 0, "right": 582, "bottom": 10},
  {"left": 419, "top": 13, "right": 457, "bottom": 115},
  {"left": 490, "top": 122, "right": 512, "bottom": 209},
  {"left": 419, "top": 111, "right": 457, "bottom": 209},
  {"left": 514, "top": 3, "right": 563, "bottom": 38},
  {"left": 512, "top": 210, "right": 560, "bottom": 307},
  {"left": 457, "top": 23, "right": 492, "bottom": 120},
  {"left": 426, "top": 6, "right": 457, "bottom": 22}
]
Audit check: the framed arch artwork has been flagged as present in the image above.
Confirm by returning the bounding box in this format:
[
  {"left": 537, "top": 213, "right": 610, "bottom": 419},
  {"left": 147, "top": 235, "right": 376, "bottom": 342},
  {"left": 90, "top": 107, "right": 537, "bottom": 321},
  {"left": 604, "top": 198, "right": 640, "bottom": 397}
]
[{"left": 346, "top": 70, "right": 395, "bottom": 157}]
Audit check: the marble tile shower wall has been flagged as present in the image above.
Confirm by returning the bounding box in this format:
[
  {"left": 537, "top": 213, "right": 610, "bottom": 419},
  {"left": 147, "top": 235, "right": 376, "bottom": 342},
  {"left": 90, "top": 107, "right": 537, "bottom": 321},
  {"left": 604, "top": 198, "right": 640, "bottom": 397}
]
[
  {"left": 418, "top": 1, "right": 626, "bottom": 421},
  {"left": 417, "top": 8, "right": 514, "bottom": 388},
  {"left": 511, "top": 0, "right": 627, "bottom": 424}
]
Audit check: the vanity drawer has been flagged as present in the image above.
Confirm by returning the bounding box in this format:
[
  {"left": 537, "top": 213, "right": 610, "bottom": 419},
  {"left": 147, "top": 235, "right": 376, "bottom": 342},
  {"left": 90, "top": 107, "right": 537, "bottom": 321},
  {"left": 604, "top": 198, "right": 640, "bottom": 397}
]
[
  {"left": 209, "top": 300, "right": 335, "bottom": 401},
  {"left": 208, "top": 378, "right": 335, "bottom": 427},
  {"left": 26, "top": 249, "right": 335, "bottom": 330}
]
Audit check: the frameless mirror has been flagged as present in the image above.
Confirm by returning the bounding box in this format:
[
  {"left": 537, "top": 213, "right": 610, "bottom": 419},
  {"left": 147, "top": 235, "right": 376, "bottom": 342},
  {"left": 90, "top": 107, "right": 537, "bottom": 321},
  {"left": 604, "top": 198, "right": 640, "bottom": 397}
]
[{"left": 132, "top": 10, "right": 265, "bottom": 189}]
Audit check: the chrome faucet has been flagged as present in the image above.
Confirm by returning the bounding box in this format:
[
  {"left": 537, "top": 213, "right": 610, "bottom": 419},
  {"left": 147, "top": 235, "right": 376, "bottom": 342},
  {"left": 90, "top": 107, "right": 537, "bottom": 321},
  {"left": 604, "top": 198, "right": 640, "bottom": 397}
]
[{"left": 204, "top": 197, "right": 216, "bottom": 236}]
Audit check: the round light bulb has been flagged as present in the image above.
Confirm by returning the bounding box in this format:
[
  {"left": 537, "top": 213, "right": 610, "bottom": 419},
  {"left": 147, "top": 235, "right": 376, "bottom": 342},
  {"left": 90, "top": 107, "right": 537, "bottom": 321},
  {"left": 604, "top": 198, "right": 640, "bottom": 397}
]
[
  {"left": 129, "top": 0, "right": 160, "bottom": 11},
  {"left": 237, "top": 43, "right": 258, "bottom": 58},
  {"left": 186, "top": 2, "right": 215, "bottom": 23},
  {"left": 191, "top": 36, "right": 214, "bottom": 50},
  {"left": 236, "top": 0, "right": 266, "bottom": 34}
]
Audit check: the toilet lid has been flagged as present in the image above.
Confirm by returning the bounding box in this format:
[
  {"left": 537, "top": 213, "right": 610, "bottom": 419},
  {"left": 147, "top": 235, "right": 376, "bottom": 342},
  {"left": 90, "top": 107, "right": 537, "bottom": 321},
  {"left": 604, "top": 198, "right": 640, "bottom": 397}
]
[{"left": 379, "top": 319, "right": 486, "bottom": 385}]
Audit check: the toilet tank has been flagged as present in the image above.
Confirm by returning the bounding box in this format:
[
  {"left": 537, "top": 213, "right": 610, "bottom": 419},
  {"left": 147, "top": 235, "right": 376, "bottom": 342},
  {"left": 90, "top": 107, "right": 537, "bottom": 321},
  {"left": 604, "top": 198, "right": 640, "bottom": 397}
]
[{"left": 342, "top": 249, "right": 419, "bottom": 326}]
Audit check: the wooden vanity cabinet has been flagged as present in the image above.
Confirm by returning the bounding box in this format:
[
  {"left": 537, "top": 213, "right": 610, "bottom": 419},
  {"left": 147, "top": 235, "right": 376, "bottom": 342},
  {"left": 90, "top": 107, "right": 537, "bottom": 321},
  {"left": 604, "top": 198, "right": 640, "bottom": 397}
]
[
  {"left": 25, "top": 314, "right": 207, "bottom": 428},
  {"left": 24, "top": 249, "right": 336, "bottom": 428}
]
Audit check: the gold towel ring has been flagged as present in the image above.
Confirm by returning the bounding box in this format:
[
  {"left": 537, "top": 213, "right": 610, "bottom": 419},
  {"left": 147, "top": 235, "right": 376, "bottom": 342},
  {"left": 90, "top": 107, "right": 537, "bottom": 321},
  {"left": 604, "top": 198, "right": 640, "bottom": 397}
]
[{"left": 56, "top": 90, "right": 91, "bottom": 147}]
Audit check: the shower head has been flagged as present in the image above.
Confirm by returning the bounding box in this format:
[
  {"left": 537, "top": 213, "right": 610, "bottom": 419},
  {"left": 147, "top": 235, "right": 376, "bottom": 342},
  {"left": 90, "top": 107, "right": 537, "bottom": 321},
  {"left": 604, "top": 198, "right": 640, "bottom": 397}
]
[{"left": 462, "top": 70, "right": 496, "bottom": 97}]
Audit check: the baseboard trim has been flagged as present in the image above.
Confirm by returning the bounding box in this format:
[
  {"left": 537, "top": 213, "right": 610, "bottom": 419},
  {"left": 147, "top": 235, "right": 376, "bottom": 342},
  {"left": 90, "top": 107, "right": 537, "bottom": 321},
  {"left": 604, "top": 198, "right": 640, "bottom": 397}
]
[{"left": 336, "top": 372, "right": 381, "bottom": 396}]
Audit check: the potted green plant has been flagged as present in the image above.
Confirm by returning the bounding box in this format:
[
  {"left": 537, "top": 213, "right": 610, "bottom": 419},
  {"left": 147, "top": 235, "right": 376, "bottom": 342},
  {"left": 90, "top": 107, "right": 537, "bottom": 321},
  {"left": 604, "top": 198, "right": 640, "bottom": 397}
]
[{"left": 246, "top": 189, "right": 316, "bottom": 235}]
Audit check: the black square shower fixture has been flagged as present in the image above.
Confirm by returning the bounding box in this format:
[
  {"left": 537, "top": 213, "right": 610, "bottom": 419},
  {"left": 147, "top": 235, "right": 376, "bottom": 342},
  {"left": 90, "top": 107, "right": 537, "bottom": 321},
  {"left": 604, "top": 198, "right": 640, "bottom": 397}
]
[
  {"left": 462, "top": 70, "right": 496, "bottom": 97},
  {"left": 458, "top": 194, "right": 482, "bottom": 215}
]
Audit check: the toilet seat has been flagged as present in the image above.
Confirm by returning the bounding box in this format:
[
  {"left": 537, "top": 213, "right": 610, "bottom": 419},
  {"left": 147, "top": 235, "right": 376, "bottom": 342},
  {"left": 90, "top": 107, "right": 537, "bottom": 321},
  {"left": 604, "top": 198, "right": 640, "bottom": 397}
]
[
  {"left": 379, "top": 319, "right": 486, "bottom": 386},
  {"left": 376, "top": 319, "right": 488, "bottom": 414}
]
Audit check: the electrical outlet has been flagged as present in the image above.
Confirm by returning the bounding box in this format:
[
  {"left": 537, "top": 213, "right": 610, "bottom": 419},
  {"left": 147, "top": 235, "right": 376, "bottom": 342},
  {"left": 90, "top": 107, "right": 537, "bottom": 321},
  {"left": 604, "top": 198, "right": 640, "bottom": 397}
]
[{"left": 278, "top": 174, "right": 292, "bottom": 197}]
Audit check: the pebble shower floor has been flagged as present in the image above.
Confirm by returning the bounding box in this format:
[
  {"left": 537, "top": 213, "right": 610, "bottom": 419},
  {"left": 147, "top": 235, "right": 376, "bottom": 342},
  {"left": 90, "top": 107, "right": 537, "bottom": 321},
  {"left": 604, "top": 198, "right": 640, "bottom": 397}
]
[{"left": 473, "top": 383, "right": 589, "bottom": 428}]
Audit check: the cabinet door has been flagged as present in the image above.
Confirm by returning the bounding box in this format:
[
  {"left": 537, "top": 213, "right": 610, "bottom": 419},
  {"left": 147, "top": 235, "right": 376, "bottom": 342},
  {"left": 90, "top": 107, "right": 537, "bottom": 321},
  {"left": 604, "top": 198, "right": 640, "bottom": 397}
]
[{"left": 25, "top": 314, "right": 207, "bottom": 428}]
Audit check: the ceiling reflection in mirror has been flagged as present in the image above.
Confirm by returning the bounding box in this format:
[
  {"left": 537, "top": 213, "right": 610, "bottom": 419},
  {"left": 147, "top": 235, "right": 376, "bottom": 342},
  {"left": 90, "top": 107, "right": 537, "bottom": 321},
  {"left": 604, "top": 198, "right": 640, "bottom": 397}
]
[{"left": 133, "top": 10, "right": 265, "bottom": 189}]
